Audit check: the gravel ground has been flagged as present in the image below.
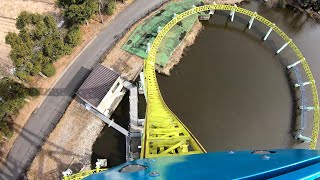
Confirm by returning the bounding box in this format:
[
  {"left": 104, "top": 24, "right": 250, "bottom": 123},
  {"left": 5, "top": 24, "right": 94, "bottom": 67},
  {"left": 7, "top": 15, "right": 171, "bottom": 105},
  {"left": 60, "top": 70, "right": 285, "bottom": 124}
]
[{"left": 27, "top": 100, "right": 104, "bottom": 179}]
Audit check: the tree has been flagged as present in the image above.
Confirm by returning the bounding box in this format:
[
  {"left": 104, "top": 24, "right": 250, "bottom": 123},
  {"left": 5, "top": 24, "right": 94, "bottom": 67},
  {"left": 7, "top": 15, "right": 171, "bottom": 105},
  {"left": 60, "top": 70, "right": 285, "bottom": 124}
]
[
  {"left": 28, "top": 88, "right": 40, "bottom": 97},
  {"left": 65, "top": 26, "right": 82, "bottom": 47},
  {"left": 105, "top": 0, "right": 116, "bottom": 15},
  {"left": 6, "top": 12, "right": 69, "bottom": 81},
  {"left": 0, "top": 78, "right": 39, "bottom": 140},
  {"left": 42, "top": 64, "right": 56, "bottom": 77},
  {"left": 59, "top": 0, "right": 99, "bottom": 26}
]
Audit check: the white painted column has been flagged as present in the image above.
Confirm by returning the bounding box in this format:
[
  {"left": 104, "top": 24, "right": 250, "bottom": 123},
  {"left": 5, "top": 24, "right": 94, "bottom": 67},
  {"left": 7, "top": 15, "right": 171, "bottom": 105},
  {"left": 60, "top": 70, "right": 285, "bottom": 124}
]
[
  {"left": 173, "top": 13, "right": 177, "bottom": 18},
  {"left": 299, "top": 106, "right": 314, "bottom": 111},
  {"left": 157, "top": 26, "right": 162, "bottom": 33},
  {"left": 276, "top": 39, "right": 292, "bottom": 54},
  {"left": 229, "top": 4, "right": 237, "bottom": 22},
  {"left": 296, "top": 134, "right": 312, "bottom": 143},
  {"left": 287, "top": 59, "right": 303, "bottom": 69},
  {"left": 210, "top": 2, "right": 216, "bottom": 15},
  {"left": 263, "top": 24, "right": 274, "bottom": 41},
  {"left": 146, "top": 42, "right": 151, "bottom": 53},
  {"left": 139, "top": 72, "right": 147, "bottom": 101},
  {"left": 294, "top": 81, "right": 311, "bottom": 87},
  {"left": 248, "top": 12, "right": 257, "bottom": 29}
]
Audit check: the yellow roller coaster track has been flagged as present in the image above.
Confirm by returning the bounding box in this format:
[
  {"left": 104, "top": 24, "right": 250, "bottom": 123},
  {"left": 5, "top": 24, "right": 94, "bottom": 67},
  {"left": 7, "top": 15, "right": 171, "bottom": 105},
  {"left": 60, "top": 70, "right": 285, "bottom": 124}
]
[
  {"left": 63, "top": 168, "right": 107, "bottom": 180},
  {"left": 141, "top": 4, "right": 319, "bottom": 159}
]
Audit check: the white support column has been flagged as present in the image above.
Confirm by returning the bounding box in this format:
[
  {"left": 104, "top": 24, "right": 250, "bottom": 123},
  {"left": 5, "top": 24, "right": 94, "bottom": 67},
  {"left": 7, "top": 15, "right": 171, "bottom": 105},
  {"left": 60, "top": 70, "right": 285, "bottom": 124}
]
[
  {"left": 173, "top": 13, "right": 177, "bottom": 19},
  {"left": 299, "top": 106, "right": 314, "bottom": 111},
  {"left": 296, "top": 134, "right": 312, "bottom": 143},
  {"left": 139, "top": 72, "right": 147, "bottom": 101},
  {"left": 248, "top": 12, "right": 257, "bottom": 29},
  {"left": 263, "top": 24, "right": 274, "bottom": 41},
  {"left": 229, "top": 4, "right": 237, "bottom": 22},
  {"left": 294, "top": 81, "right": 311, "bottom": 88},
  {"left": 210, "top": 2, "right": 216, "bottom": 15},
  {"left": 146, "top": 42, "right": 151, "bottom": 53},
  {"left": 287, "top": 59, "right": 302, "bottom": 69},
  {"left": 157, "top": 26, "right": 162, "bottom": 33},
  {"left": 276, "top": 39, "right": 292, "bottom": 54}
]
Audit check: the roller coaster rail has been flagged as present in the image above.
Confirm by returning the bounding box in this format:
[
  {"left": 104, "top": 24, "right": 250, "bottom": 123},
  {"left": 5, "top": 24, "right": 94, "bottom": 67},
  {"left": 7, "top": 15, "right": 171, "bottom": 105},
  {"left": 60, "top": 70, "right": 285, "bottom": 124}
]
[
  {"left": 63, "top": 168, "right": 107, "bottom": 180},
  {"left": 142, "top": 4, "right": 319, "bottom": 159}
]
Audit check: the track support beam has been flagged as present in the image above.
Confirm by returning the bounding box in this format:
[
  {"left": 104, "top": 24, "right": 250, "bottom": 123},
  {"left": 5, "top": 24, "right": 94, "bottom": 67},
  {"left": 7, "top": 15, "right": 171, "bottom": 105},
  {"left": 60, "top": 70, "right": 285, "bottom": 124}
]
[
  {"left": 263, "top": 24, "right": 274, "bottom": 41},
  {"left": 248, "top": 12, "right": 257, "bottom": 29},
  {"left": 287, "top": 59, "right": 303, "bottom": 69},
  {"left": 276, "top": 39, "right": 292, "bottom": 54},
  {"left": 295, "top": 81, "right": 311, "bottom": 88},
  {"left": 300, "top": 106, "right": 315, "bottom": 111},
  {"left": 229, "top": 4, "right": 237, "bottom": 22}
]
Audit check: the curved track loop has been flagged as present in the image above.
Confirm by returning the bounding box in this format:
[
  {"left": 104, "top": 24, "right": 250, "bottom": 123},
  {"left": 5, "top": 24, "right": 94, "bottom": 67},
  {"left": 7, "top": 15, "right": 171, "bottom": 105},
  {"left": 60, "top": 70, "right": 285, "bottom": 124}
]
[{"left": 142, "top": 4, "right": 319, "bottom": 158}]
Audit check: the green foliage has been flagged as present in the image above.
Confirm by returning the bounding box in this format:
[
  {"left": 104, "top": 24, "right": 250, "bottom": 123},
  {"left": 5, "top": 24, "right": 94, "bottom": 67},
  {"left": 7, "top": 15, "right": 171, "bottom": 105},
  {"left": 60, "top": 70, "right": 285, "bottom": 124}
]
[
  {"left": 0, "top": 78, "right": 36, "bottom": 140},
  {"left": 28, "top": 88, "right": 40, "bottom": 97},
  {"left": 42, "top": 64, "right": 56, "bottom": 77},
  {"left": 105, "top": 0, "right": 116, "bottom": 15},
  {"left": 65, "top": 26, "right": 82, "bottom": 48},
  {"left": 59, "top": 0, "right": 99, "bottom": 25},
  {"left": 276, "top": 0, "right": 286, "bottom": 8},
  {"left": 299, "top": 0, "right": 320, "bottom": 10},
  {"left": 6, "top": 12, "right": 69, "bottom": 81},
  {"left": 0, "top": 121, "right": 13, "bottom": 138},
  {"left": 311, "top": 0, "right": 320, "bottom": 11}
]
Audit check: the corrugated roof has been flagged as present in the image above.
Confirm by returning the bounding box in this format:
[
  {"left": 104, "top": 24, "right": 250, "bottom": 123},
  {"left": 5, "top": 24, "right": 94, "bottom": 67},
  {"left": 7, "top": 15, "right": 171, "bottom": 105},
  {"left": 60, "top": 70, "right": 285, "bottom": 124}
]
[{"left": 77, "top": 64, "right": 120, "bottom": 108}]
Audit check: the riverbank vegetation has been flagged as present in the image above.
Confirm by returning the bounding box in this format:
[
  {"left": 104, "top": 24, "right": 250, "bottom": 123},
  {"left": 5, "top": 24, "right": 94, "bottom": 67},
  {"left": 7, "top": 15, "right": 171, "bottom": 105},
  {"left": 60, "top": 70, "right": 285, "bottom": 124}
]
[
  {"left": 267, "top": 0, "right": 320, "bottom": 21},
  {"left": 0, "top": 78, "right": 39, "bottom": 141}
]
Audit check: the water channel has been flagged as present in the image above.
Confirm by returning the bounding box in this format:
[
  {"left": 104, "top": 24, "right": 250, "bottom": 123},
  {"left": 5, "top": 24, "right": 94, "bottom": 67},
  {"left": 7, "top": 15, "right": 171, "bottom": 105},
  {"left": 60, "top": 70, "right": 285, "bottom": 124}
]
[{"left": 92, "top": 0, "right": 320, "bottom": 167}]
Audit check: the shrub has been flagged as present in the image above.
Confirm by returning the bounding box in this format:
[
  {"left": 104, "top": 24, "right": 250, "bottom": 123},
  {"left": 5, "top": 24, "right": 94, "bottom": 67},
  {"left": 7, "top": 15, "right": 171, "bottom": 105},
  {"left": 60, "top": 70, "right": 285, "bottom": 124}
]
[
  {"left": 65, "top": 26, "right": 82, "bottom": 48},
  {"left": 42, "top": 64, "right": 56, "bottom": 77},
  {"left": 0, "top": 122, "right": 13, "bottom": 138},
  {"left": 28, "top": 88, "right": 40, "bottom": 97},
  {"left": 62, "top": 0, "right": 99, "bottom": 26},
  {"left": 106, "top": 1, "right": 116, "bottom": 15}
]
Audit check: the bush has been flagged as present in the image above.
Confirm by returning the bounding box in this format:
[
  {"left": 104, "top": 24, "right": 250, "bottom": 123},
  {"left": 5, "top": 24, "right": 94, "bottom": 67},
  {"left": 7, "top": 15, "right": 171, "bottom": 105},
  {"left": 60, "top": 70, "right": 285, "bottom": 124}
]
[
  {"left": 62, "top": 0, "right": 99, "bottom": 26},
  {"left": 277, "top": 0, "right": 286, "bottom": 8},
  {"left": 0, "top": 120, "right": 13, "bottom": 138},
  {"left": 106, "top": 1, "right": 116, "bottom": 15},
  {"left": 65, "top": 26, "right": 82, "bottom": 48},
  {"left": 28, "top": 88, "right": 40, "bottom": 97},
  {"left": 1, "top": 122, "right": 13, "bottom": 138},
  {"left": 42, "top": 64, "right": 56, "bottom": 77},
  {"left": 0, "top": 78, "right": 39, "bottom": 140}
]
